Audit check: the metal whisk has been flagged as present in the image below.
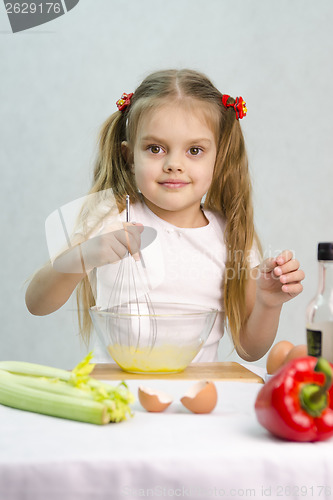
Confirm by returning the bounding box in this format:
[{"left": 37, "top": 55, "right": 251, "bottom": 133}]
[{"left": 107, "top": 195, "right": 157, "bottom": 351}]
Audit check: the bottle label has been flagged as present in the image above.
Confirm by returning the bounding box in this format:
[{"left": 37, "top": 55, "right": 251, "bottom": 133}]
[
  {"left": 306, "top": 321, "right": 333, "bottom": 363},
  {"left": 306, "top": 328, "right": 322, "bottom": 357}
]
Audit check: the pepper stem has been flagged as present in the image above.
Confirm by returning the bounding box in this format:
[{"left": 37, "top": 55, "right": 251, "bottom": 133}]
[
  {"left": 300, "top": 358, "right": 333, "bottom": 418},
  {"left": 315, "top": 358, "right": 332, "bottom": 390}
]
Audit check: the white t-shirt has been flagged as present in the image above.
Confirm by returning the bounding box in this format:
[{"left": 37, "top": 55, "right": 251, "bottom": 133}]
[{"left": 91, "top": 200, "right": 260, "bottom": 363}]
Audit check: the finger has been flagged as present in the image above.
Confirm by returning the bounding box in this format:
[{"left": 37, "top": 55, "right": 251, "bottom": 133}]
[
  {"left": 281, "top": 282, "right": 304, "bottom": 296},
  {"left": 124, "top": 221, "right": 144, "bottom": 232},
  {"left": 123, "top": 226, "right": 144, "bottom": 261},
  {"left": 114, "top": 226, "right": 139, "bottom": 247},
  {"left": 260, "top": 257, "right": 277, "bottom": 274},
  {"left": 279, "top": 269, "right": 305, "bottom": 285},
  {"left": 106, "top": 233, "right": 127, "bottom": 261},
  {"left": 125, "top": 224, "right": 144, "bottom": 248},
  {"left": 275, "top": 250, "right": 294, "bottom": 266},
  {"left": 106, "top": 229, "right": 131, "bottom": 261},
  {"left": 273, "top": 259, "right": 301, "bottom": 277},
  {"left": 123, "top": 223, "right": 143, "bottom": 248},
  {"left": 122, "top": 229, "right": 140, "bottom": 261}
]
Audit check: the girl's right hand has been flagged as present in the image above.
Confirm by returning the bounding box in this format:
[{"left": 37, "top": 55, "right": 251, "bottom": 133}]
[
  {"left": 53, "top": 222, "right": 144, "bottom": 274},
  {"left": 81, "top": 222, "right": 144, "bottom": 272}
]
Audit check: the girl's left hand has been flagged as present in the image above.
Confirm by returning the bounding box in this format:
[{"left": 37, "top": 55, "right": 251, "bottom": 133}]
[{"left": 257, "top": 250, "right": 305, "bottom": 308}]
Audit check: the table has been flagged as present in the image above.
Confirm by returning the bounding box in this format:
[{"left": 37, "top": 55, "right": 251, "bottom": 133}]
[{"left": 0, "top": 363, "right": 333, "bottom": 500}]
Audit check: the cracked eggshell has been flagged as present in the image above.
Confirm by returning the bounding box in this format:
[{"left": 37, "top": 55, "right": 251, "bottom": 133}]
[
  {"left": 138, "top": 386, "right": 173, "bottom": 412},
  {"left": 180, "top": 380, "right": 217, "bottom": 414}
]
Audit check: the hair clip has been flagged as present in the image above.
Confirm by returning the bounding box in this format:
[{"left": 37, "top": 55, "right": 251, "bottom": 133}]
[
  {"left": 222, "top": 94, "right": 247, "bottom": 120},
  {"left": 116, "top": 92, "right": 133, "bottom": 112}
]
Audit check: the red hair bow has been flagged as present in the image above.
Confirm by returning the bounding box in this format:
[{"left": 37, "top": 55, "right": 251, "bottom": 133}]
[
  {"left": 116, "top": 92, "right": 133, "bottom": 112},
  {"left": 222, "top": 94, "right": 247, "bottom": 120}
]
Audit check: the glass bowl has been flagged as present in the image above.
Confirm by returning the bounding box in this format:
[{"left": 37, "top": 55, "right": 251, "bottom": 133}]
[{"left": 90, "top": 302, "right": 217, "bottom": 374}]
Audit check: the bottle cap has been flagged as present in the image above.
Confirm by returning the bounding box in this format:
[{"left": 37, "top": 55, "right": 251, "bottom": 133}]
[{"left": 318, "top": 242, "right": 333, "bottom": 261}]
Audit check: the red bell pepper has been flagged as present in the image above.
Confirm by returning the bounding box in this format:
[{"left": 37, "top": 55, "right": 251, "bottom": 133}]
[{"left": 255, "top": 356, "right": 333, "bottom": 442}]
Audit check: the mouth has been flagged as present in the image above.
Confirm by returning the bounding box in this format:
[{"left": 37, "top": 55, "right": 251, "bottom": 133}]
[{"left": 158, "top": 180, "right": 190, "bottom": 189}]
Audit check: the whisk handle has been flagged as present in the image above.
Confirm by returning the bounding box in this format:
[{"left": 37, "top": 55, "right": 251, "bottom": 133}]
[{"left": 126, "top": 195, "right": 130, "bottom": 223}]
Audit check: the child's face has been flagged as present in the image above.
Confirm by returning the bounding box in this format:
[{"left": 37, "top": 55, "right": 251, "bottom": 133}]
[{"left": 130, "top": 102, "right": 217, "bottom": 224}]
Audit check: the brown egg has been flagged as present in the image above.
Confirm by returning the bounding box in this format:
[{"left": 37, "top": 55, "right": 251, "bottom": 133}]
[
  {"left": 180, "top": 381, "right": 217, "bottom": 414},
  {"left": 138, "top": 386, "right": 173, "bottom": 412},
  {"left": 283, "top": 344, "right": 308, "bottom": 365},
  {"left": 266, "top": 340, "right": 294, "bottom": 374}
]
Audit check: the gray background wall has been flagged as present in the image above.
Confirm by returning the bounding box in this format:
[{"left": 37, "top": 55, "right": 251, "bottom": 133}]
[{"left": 1, "top": 0, "right": 332, "bottom": 369}]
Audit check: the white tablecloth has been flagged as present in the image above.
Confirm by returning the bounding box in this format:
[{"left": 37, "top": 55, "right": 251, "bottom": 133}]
[{"left": 1, "top": 374, "right": 333, "bottom": 500}]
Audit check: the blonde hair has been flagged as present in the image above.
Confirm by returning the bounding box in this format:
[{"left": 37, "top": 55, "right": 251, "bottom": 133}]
[{"left": 77, "top": 69, "right": 261, "bottom": 355}]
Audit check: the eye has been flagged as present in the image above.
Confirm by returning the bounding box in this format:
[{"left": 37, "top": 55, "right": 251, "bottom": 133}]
[
  {"left": 148, "top": 145, "right": 163, "bottom": 154},
  {"left": 189, "top": 147, "right": 202, "bottom": 156}
]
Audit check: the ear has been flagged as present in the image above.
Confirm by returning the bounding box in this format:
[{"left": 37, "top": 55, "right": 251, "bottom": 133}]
[{"left": 121, "top": 141, "right": 133, "bottom": 168}]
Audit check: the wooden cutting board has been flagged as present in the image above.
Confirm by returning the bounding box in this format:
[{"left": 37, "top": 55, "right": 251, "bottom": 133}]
[{"left": 90, "top": 362, "right": 264, "bottom": 383}]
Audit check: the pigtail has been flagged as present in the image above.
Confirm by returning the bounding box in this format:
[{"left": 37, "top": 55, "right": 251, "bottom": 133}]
[
  {"left": 76, "top": 110, "right": 141, "bottom": 345},
  {"left": 76, "top": 274, "right": 96, "bottom": 346},
  {"left": 205, "top": 110, "right": 261, "bottom": 358}
]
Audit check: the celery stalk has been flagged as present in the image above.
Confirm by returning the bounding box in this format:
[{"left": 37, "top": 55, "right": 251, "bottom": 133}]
[
  {"left": 0, "top": 369, "right": 95, "bottom": 400},
  {"left": 0, "top": 352, "right": 135, "bottom": 424},
  {"left": 0, "top": 360, "right": 71, "bottom": 381},
  {"left": 0, "top": 374, "right": 110, "bottom": 425}
]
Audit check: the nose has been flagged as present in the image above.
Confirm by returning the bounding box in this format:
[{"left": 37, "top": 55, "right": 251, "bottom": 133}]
[{"left": 163, "top": 153, "right": 184, "bottom": 173}]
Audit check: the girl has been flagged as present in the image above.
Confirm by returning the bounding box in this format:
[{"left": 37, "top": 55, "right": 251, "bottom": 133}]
[{"left": 26, "top": 69, "right": 305, "bottom": 362}]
